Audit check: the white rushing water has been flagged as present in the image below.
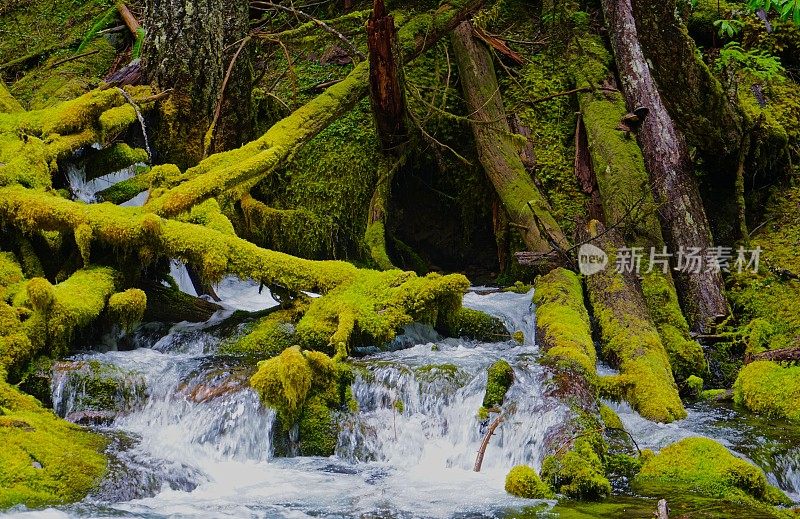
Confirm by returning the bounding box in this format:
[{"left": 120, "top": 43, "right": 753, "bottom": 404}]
[{"left": 5, "top": 288, "right": 570, "bottom": 518}]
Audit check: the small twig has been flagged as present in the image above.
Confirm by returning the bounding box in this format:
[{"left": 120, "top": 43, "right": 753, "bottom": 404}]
[
  {"left": 134, "top": 88, "right": 173, "bottom": 103},
  {"left": 474, "top": 413, "right": 504, "bottom": 472},
  {"left": 252, "top": 1, "right": 365, "bottom": 61},
  {"left": 204, "top": 35, "right": 252, "bottom": 157},
  {"left": 49, "top": 50, "right": 99, "bottom": 68}
]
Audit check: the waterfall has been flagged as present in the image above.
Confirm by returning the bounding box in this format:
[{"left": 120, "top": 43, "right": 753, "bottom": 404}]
[{"left": 116, "top": 87, "right": 152, "bottom": 163}]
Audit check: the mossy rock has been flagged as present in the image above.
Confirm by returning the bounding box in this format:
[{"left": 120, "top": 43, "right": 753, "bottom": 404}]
[
  {"left": 541, "top": 438, "right": 612, "bottom": 500},
  {"left": 0, "top": 381, "right": 107, "bottom": 509},
  {"left": 505, "top": 465, "right": 554, "bottom": 499},
  {"left": 482, "top": 359, "right": 514, "bottom": 409},
  {"left": 633, "top": 437, "right": 790, "bottom": 507},
  {"left": 437, "top": 306, "right": 509, "bottom": 342},
  {"left": 733, "top": 361, "right": 800, "bottom": 421}
]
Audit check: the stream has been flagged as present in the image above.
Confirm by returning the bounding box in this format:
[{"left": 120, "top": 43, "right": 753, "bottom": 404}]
[{"left": 3, "top": 283, "right": 799, "bottom": 518}]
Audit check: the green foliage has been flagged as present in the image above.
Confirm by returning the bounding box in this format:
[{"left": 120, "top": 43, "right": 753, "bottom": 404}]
[
  {"left": 505, "top": 465, "right": 554, "bottom": 499},
  {"left": 746, "top": 0, "right": 800, "bottom": 23},
  {"left": 714, "top": 18, "right": 744, "bottom": 38},
  {"left": 715, "top": 42, "right": 785, "bottom": 81},
  {"left": 541, "top": 438, "right": 612, "bottom": 500},
  {"left": 482, "top": 360, "right": 514, "bottom": 408}
]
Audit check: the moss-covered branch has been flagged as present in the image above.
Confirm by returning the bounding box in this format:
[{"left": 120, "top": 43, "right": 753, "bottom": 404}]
[{"left": 450, "top": 21, "right": 567, "bottom": 254}]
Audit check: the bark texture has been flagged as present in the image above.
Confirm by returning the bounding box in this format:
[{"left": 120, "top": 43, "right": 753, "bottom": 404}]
[
  {"left": 451, "top": 21, "right": 567, "bottom": 255},
  {"left": 601, "top": 0, "right": 728, "bottom": 333},
  {"left": 143, "top": 0, "right": 252, "bottom": 166}
]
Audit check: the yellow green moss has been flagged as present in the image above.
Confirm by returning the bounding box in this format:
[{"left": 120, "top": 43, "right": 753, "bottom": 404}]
[
  {"left": 0, "top": 252, "right": 25, "bottom": 302},
  {"left": 541, "top": 438, "right": 612, "bottom": 500},
  {"left": 250, "top": 346, "right": 352, "bottom": 455},
  {"left": 482, "top": 359, "right": 514, "bottom": 409},
  {"left": 0, "top": 81, "right": 23, "bottom": 114},
  {"left": 107, "top": 289, "right": 146, "bottom": 332},
  {"left": 221, "top": 303, "right": 306, "bottom": 357},
  {"left": 0, "top": 380, "right": 107, "bottom": 509},
  {"left": 533, "top": 268, "right": 596, "bottom": 375},
  {"left": 733, "top": 361, "right": 800, "bottom": 421},
  {"left": 633, "top": 437, "right": 791, "bottom": 508},
  {"left": 438, "top": 307, "right": 508, "bottom": 342},
  {"left": 505, "top": 465, "right": 554, "bottom": 499}
]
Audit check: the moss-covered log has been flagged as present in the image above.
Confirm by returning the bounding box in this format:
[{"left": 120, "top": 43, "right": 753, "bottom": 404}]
[
  {"left": 573, "top": 38, "right": 706, "bottom": 385},
  {"left": 0, "top": 80, "right": 22, "bottom": 113},
  {"left": 0, "top": 186, "right": 469, "bottom": 353},
  {"left": 143, "top": 0, "right": 483, "bottom": 218},
  {"left": 450, "top": 21, "right": 567, "bottom": 255},
  {"left": 601, "top": 0, "right": 728, "bottom": 334},
  {"left": 580, "top": 220, "right": 685, "bottom": 423}
]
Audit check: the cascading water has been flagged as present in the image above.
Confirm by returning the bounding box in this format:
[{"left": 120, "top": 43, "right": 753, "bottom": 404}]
[{"left": 4, "top": 287, "right": 569, "bottom": 518}]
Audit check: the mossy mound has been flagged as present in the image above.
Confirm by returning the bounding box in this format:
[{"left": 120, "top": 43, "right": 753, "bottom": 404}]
[
  {"left": 733, "top": 361, "right": 800, "bottom": 421},
  {"left": 250, "top": 346, "right": 353, "bottom": 456},
  {"left": 505, "top": 465, "right": 554, "bottom": 499},
  {"left": 437, "top": 306, "right": 508, "bottom": 342},
  {"left": 482, "top": 359, "right": 514, "bottom": 409},
  {"left": 533, "top": 268, "right": 596, "bottom": 376},
  {"left": 0, "top": 380, "right": 107, "bottom": 509},
  {"left": 633, "top": 437, "right": 790, "bottom": 508},
  {"left": 541, "top": 438, "right": 612, "bottom": 500}
]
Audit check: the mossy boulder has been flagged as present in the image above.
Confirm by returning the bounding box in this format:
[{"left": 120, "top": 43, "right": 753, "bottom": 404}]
[
  {"left": 437, "top": 306, "right": 508, "bottom": 342},
  {"left": 733, "top": 361, "right": 800, "bottom": 421},
  {"left": 541, "top": 438, "right": 612, "bottom": 500},
  {"left": 633, "top": 437, "right": 790, "bottom": 506},
  {"left": 0, "top": 380, "right": 107, "bottom": 509},
  {"left": 505, "top": 465, "right": 554, "bottom": 499},
  {"left": 250, "top": 346, "right": 353, "bottom": 456}
]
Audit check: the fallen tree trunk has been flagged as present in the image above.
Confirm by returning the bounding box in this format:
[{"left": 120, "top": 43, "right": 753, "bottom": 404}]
[
  {"left": 144, "top": 0, "right": 483, "bottom": 218},
  {"left": 749, "top": 346, "right": 800, "bottom": 364},
  {"left": 579, "top": 220, "right": 686, "bottom": 423},
  {"left": 450, "top": 21, "right": 567, "bottom": 255},
  {"left": 601, "top": 0, "right": 728, "bottom": 333},
  {"left": 141, "top": 281, "right": 221, "bottom": 322},
  {"left": 572, "top": 38, "right": 706, "bottom": 384}
]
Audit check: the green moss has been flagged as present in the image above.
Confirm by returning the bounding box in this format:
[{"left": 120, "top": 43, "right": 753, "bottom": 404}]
[
  {"left": 437, "top": 307, "right": 508, "bottom": 342},
  {"left": 685, "top": 375, "right": 705, "bottom": 397},
  {"left": 599, "top": 404, "right": 624, "bottom": 431},
  {"left": 250, "top": 347, "right": 353, "bottom": 456},
  {"left": 108, "top": 289, "right": 146, "bottom": 332},
  {"left": 733, "top": 361, "right": 800, "bottom": 421},
  {"left": 220, "top": 305, "right": 304, "bottom": 357},
  {"left": 512, "top": 330, "right": 524, "bottom": 344},
  {"left": 83, "top": 143, "right": 149, "bottom": 181},
  {"left": 482, "top": 359, "right": 514, "bottom": 409},
  {"left": 54, "top": 360, "right": 145, "bottom": 414},
  {"left": 633, "top": 437, "right": 789, "bottom": 508},
  {"left": 541, "top": 438, "right": 612, "bottom": 500},
  {"left": 505, "top": 465, "right": 554, "bottom": 499},
  {"left": 0, "top": 252, "right": 25, "bottom": 302},
  {"left": 0, "top": 380, "right": 107, "bottom": 509},
  {"left": 533, "top": 268, "right": 596, "bottom": 376},
  {"left": 0, "top": 81, "right": 23, "bottom": 114}
]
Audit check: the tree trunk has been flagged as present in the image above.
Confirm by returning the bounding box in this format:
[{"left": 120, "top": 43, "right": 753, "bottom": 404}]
[
  {"left": 364, "top": 0, "right": 408, "bottom": 269},
  {"left": 628, "top": 0, "right": 743, "bottom": 161},
  {"left": 601, "top": 0, "right": 728, "bottom": 333},
  {"left": 451, "top": 21, "right": 567, "bottom": 255},
  {"left": 143, "top": 0, "right": 252, "bottom": 167},
  {"left": 145, "top": 0, "right": 483, "bottom": 217}
]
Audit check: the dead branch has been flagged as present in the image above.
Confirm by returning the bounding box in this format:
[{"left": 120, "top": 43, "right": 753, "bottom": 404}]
[
  {"left": 49, "top": 50, "right": 100, "bottom": 69},
  {"left": 252, "top": 1, "right": 366, "bottom": 61},
  {"left": 116, "top": 2, "right": 141, "bottom": 34},
  {"left": 474, "top": 413, "right": 503, "bottom": 472},
  {"left": 472, "top": 26, "right": 524, "bottom": 65}
]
